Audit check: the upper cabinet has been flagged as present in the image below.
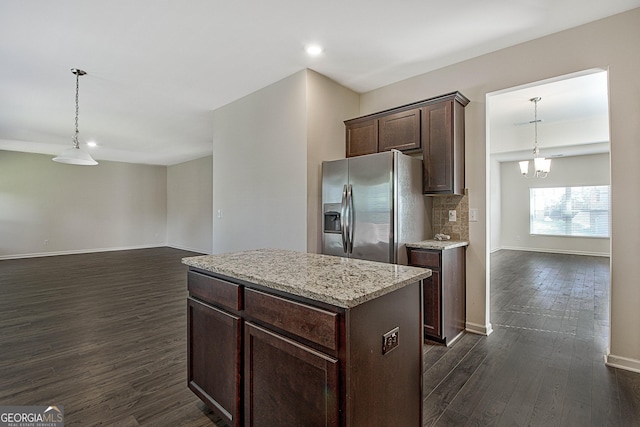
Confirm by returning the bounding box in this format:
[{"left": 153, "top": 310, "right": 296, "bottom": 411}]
[
  {"left": 345, "top": 118, "right": 378, "bottom": 157},
  {"left": 422, "top": 93, "right": 468, "bottom": 195},
  {"left": 378, "top": 108, "right": 421, "bottom": 152},
  {"left": 344, "top": 91, "right": 469, "bottom": 195}
]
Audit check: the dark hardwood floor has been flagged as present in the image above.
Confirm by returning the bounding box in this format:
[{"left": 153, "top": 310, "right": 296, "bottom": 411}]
[
  {"left": 424, "top": 250, "right": 640, "bottom": 426},
  {"left": 1, "top": 248, "right": 639, "bottom": 426},
  {"left": 0, "top": 247, "right": 226, "bottom": 426}
]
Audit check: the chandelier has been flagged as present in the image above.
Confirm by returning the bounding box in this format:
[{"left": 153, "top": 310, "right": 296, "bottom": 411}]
[
  {"left": 53, "top": 68, "right": 98, "bottom": 165},
  {"left": 519, "top": 97, "right": 549, "bottom": 178}
]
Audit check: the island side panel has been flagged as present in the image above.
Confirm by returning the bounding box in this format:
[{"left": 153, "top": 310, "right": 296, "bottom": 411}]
[{"left": 345, "top": 280, "right": 422, "bottom": 426}]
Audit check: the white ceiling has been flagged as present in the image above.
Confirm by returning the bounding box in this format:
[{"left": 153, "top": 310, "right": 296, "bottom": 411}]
[
  {"left": 1, "top": 0, "right": 637, "bottom": 165},
  {"left": 489, "top": 70, "right": 611, "bottom": 162}
]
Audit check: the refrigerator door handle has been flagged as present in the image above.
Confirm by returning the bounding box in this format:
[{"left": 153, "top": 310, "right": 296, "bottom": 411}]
[
  {"left": 347, "top": 184, "right": 354, "bottom": 254},
  {"left": 341, "top": 184, "right": 348, "bottom": 253}
]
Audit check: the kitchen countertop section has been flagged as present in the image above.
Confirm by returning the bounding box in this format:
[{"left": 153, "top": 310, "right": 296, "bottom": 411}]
[
  {"left": 406, "top": 240, "right": 469, "bottom": 250},
  {"left": 182, "top": 248, "right": 431, "bottom": 309}
]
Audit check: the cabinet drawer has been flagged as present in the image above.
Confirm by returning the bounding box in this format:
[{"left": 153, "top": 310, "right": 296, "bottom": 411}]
[
  {"left": 244, "top": 288, "right": 338, "bottom": 351},
  {"left": 188, "top": 271, "right": 242, "bottom": 311},
  {"left": 408, "top": 249, "right": 441, "bottom": 269}
]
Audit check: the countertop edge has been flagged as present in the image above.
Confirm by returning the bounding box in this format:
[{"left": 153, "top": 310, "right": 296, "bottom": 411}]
[
  {"left": 182, "top": 249, "right": 431, "bottom": 309},
  {"left": 406, "top": 240, "right": 469, "bottom": 250}
]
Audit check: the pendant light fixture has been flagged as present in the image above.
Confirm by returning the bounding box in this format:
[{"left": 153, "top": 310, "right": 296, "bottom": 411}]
[
  {"left": 53, "top": 68, "right": 98, "bottom": 165},
  {"left": 519, "top": 97, "right": 549, "bottom": 178}
]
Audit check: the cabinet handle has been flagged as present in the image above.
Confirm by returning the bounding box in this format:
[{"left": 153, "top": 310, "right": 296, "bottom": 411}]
[
  {"left": 348, "top": 184, "right": 354, "bottom": 254},
  {"left": 341, "top": 184, "right": 348, "bottom": 253}
]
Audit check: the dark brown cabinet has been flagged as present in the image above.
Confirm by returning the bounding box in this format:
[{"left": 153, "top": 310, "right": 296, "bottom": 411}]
[
  {"left": 344, "top": 92, "right": 468, "bottom": 195},
  {"left": 408, "top": 246, "right": 466, "bottom": 345},
  {"left": 345, "top": 118, "right": 378, "bottom": 157},
  {"left": 187, "top": 268, "right": 423, "bottom": 426},
  {"left": 423, "top": 269, "right": 441, "bottom": 337},
  {"left": 378, "top": 108, "right": 421, "bottom": 152},
  {"left": 244, "top": 322, "right": 339, "bottom": 427},
  {"left": 344, "top": 109, "right": 421, "bottom": 158},
  {"left": 422, "top": 94, "right": 467, "bottom": 195},
  {"left": 187, "top": 297, "right": 242, "bottom": 426}
]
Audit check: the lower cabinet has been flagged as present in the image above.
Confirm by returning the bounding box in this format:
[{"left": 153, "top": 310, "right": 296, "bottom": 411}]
[
  {"left": 187, "top": 297, "right": 242, "bottom": 426},
  {"left": 244, "top": 322, "right": 339, "bottom": 427},
  {"left": 408, "top": 246, "right": 466, "bottom": 345},
  {"left": 187, "top": 270, "right": 422, "bottom": 426},
  {"left": 422, "top": 269, "right": 442, "bottom": 338}
]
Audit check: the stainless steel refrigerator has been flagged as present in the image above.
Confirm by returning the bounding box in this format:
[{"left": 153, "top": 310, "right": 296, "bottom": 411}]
[{"left": 321, "top": 150, "right": 428, "bottom": 265}]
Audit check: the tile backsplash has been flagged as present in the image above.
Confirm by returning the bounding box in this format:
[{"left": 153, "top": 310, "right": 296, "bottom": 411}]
[{"left": 431, "top": 189, "right": 469, "bottom": 241}]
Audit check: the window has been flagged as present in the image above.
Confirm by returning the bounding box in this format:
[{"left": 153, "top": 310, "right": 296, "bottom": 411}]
[{"left": 530, "top": 186, "right": 610, "bottom": 238}]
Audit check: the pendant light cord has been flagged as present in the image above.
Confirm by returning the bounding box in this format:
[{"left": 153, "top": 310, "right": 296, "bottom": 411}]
[
  {"left": 531, "top": 97, "right": 540, "bottom": 157},
  {"left": 73, "top": 71, "right": 80, "bottom": 149},
  {"left": 534, "top": 98, "right": 538, "bottom": 153}
]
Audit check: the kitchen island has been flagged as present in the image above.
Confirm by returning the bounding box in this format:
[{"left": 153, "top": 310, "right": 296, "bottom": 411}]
[{"left": 183, "top": 249, "right": 431, "bottom": 427}]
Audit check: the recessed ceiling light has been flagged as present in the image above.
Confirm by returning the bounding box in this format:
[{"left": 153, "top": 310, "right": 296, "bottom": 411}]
[
  {"left": 87, "top": 141, "right": 97, "bottom": 147},
  {"left": 305, "top": 45, "right": 323, "bottom": 56}
]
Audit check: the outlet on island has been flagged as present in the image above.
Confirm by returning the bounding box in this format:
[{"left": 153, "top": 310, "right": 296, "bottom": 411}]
[{"left": 382, "top": 327, "right": 399, "bottom": 355}]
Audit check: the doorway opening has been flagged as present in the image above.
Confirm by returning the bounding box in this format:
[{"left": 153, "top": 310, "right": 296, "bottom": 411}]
[{"left": 486, "top": 68, "right": 611, "bottom": 341}]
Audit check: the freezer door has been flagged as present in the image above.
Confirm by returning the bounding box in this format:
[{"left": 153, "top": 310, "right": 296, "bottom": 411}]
[
  {"left": 321, "top": 159, "right": 349, "bottom": 257},
  {"left": 348, "top": 152, "right": 394, "bottom": 263}
]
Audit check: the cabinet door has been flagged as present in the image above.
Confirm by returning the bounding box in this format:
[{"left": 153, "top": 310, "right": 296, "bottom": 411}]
[
  {"left": 441, "top": 247, "right": 466, "bottom": 343},
  {"left": 422, "top": 101, "right": 454, "bottom": 193},
  {"left": 188, "top": 298, "right": 241, "bottom": 427},
  {"left": 346, "top": 119, "right": 378, "bottom": 157},
  {"left": 423, "top": 273, "right": 442, "bottom": 338},
  {"left": 378, "top": 108, "right": 421, "bottom": 152},
  {"left": 244, "top": 322, "right": 339, "bottom": 427}
]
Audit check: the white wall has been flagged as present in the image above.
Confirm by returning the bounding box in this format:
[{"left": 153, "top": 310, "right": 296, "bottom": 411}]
[
  {"left": 210, "top": 70, "right": 358, "bottom": 255},
  {"left": 211, "top": 71, "right": 308, "bottom": 253},
  {"left": 499, "top": 153, "right": 610, "bottom": 256},
  {"left": 359, "top": 8, "right": 640, "bottom": 370},
  {"left": 0, "top": 150, "right": 167, "bottom": 258},
  {"left": 167, "top": 155, "right": 213, "bottom": 253},
  {"left": 490, "top": 157, "right": 502, "bottom": 253}
]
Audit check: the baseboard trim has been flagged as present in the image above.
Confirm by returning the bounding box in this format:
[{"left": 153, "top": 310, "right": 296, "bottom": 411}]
[
  {"left": 446, "top": 331, "right": 465, "bottom": 347},
  {"left": 499, "top": 246, "right": 610, "bottom": 257},
  {"left": 166, "top": 244, "right": 210, "bottom": 255},
  {"left": 605, "top": 352, "right": 640, "bottom": 374},
  {"left": 0, "top": 244, "right": 166, "bottom": 260},
  {"left": 465, "top": 321, "right": 493, "bottom": 336}
]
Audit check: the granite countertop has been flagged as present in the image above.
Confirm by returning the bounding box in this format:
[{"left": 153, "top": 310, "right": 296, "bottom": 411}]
[
  {"left": 406, "top": 239, "right": 469, "bottom": 250},
  {"left": 182, "top": 248, "right": 431, "bottom": 309}
]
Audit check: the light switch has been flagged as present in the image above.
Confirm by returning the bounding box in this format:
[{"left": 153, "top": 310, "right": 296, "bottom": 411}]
[
  {"left": 469, "top": 208, "right": 478, "bottom": 222},
  {"left": 448, "top": 210, "right": 457, "bottom": 222},
  {"left": 217, "top": 209, "right": 222, "bottom": 219}
]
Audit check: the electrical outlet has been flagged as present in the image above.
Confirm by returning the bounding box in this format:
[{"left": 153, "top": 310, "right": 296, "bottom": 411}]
[
  {"left": 43, "top": 239, "right": 49, "bottom": 245},
  {"left": 382, "top": 327, "right": 399, "bottom": 355},
  {"left": 448, "top": 210, "right": 457, "bottom": 222}
]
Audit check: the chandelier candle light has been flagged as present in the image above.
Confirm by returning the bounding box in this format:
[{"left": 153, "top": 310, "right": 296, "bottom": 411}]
[
  {"left": 519, "top": 96, "right": 549, "bottom": 178},
  {"left": 53, "top": 68, "right": 98, "bottom": 165}
]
